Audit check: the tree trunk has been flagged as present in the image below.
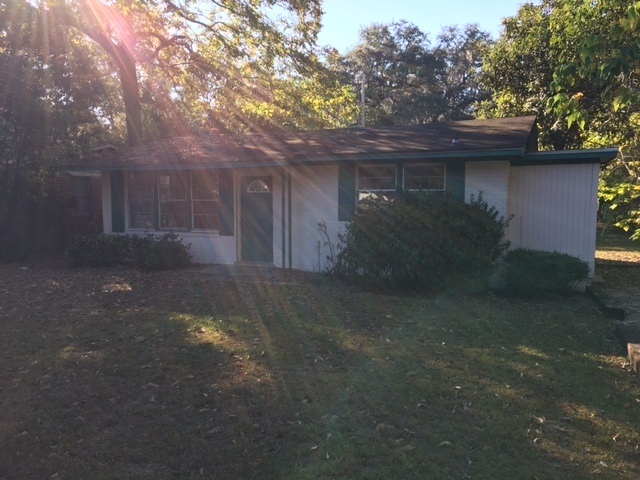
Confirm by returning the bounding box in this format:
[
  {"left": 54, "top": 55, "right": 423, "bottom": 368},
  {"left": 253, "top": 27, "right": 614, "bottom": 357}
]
[{"left": 116, "top": 51, "right": 144, "bottom": 147}]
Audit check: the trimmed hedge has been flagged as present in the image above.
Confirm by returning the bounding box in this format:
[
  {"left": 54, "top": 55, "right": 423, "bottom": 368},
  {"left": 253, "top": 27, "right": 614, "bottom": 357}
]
[
  {"left": 66, "top": 232, "right": 191, "bottom": 270},
  {"left": 334, "top": 192, "right": 510, "bottom": 292},
  {"left": 501, "top": 249, "right": 589, "bottom": 297}
]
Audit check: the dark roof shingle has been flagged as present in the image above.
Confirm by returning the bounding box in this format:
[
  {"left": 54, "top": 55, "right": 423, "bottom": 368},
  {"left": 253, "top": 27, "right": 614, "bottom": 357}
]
[{"left": 75, "top": 116, "right": 538, "bottom": 169}]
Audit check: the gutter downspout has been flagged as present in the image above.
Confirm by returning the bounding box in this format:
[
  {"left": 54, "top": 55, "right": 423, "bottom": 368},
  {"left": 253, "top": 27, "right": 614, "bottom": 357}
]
[
  {"left": 288, "top": 167, "right": 292, "bottom": 269},
  {"left": 281, "top": 168, "right": 286, "bottom": 269}
]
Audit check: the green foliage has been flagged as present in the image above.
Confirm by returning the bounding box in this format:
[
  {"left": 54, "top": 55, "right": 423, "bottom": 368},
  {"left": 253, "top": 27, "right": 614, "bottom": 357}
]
[
  {"left": 6, "top": 0, "right": 332, "bottom": 144},
  {"left": 599, "top": 180, "right": 640, "bottom": 240},
  {"left": 67, "top": 232, "right": 191, "bottom": 270},
  {"left": 335, "top": 193, "right": 510, "bottom": 292},
  {"left": 0, "top": 170, "right": 70, "bottom": 262},
  {"left": 501, "top": 249, "right": 589, "bottom": 297},
  {"left": 478, "top": 1, "right": 587, "bottom": 150},
  {"left": 338, "top": 21, "right": 492, "bottom": 126},
  {"left": 481, "top": 0, "right": 640, "bottom": 240}
]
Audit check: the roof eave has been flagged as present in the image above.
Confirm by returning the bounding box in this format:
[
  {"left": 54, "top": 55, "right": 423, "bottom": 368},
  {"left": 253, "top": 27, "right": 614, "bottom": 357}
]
[
  {"left": 283, "top": 147, "right": 527, "bottom": 165},
  {"left": 516, "top": 148, "right": 619, "bottom": 166},
  {"left": 60, "top": 148, "right": 528, "bottom": 171}
]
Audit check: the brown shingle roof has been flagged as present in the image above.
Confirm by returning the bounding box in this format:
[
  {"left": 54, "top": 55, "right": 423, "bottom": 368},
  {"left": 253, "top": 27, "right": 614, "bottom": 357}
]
[{"left": 75, "top": 116, "right": 537, "bottom": 170}]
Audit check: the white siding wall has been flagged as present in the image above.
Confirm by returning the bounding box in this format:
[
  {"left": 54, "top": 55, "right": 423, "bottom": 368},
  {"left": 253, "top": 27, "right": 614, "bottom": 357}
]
[
  {"left": 290, "top": 165, "right": 347, "bottom": 272},
  {"left": 464, "top": 161, "right": 510, "bottom": 220},
  {"left": 506, "top": 163, "right": 600, "bottom": 274},
  {"left": 102, "top": 173, "right": 113, "bottom": 233}
]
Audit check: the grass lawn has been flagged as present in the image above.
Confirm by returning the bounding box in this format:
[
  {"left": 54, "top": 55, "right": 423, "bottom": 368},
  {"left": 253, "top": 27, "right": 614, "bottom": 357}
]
[
  {"left": 1, "top": 264, "right": 638, "bottom": 479},
  {"left": 596, "top": 231, "right": 640, "bottom": 287}
]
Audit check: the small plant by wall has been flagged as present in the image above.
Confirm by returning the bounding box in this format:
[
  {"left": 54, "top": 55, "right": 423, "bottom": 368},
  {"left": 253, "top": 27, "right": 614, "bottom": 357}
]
[
  {"left": 501, "top": 249, "right": 589, "bottom": 297},
  {"left": 66, "top": 232, "right": 191, "bottom": 270}
]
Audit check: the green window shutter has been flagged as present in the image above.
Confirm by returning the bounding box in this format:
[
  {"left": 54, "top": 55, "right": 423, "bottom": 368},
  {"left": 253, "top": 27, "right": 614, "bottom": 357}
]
[
  {"left": 219, "top": 169, "right": 234, "bottom": 236},
  {"left": 446, "top": 161, "right": 465, "bottom": 202},
  {"left": 338, "top": 164, "right": 356, "bottom": 221},
  {"left": 396, "top": 162, "right": 404, "bottom": 200},
  {"left": 111, "top": 171, "right": 125, "bottom": 233}
]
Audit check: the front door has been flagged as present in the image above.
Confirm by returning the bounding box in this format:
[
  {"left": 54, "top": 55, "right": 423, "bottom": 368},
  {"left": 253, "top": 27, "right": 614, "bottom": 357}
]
[{"left": 241, "top": 176, "right": 273, "bottom": 263}]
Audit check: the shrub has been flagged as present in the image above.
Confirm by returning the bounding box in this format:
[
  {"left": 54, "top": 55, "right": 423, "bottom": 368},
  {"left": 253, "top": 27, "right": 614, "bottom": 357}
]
[
  {"left": 501, "top": 249, "right": 589, "bottom": 297},
  {"left": 334, "top": 192, "right": 510, "bottom": 292},
  {"left": 66, "top": 232, "right": 191, "bottom": 270},
  {"left": 0, "top": 169, "right": 70, "bottom": 262}
]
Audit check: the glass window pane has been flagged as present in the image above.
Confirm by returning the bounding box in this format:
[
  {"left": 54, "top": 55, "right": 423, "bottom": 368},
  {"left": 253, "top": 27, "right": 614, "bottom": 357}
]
[
  {"left": 192, "top": 172, "right": 219, "bottom": 200},
  {"left": 159, "top": 172, "right": 187, "bottom": 200},
  {"left": 404, "top": 164, "right": 445, "bottom": 191},
  {"left": 247, "top": 179, "right": 270, "bottom": 193},
  {"left": 193, "top": 200, "right": 218, "bottom": 215},
  {"left": 358, "top": 165, "right": 396, "bottom": 191},
  {"left": 160, "top": 200, "right": 188, "bottom": 229},
  {"left": 129, "top": 201, "right": 154, "bottom": 229},
  {"left": 128, "top": 172, "right": 154, "bottom": 200}
]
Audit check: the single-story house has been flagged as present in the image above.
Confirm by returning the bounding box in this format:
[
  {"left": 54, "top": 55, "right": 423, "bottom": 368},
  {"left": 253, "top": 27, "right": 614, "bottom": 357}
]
[{"left": 67, "top": 116, "right": 618, "bottom": 274}]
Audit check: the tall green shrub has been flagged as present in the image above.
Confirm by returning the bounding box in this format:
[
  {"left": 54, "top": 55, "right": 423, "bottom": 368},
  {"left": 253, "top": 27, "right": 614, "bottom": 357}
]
[{"left": 335, "top": 193, "right": 510, "bottom": 291}]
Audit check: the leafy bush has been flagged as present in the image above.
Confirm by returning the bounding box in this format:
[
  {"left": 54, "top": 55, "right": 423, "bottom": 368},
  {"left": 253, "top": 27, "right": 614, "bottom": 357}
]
[
  {"left": 334, "top": 192, "right": 510, "bottom": 292},
  {"left": 67, "top": 232, "right": 191, "bottom": 270},
  {"left": 501, "top": 249, "right": 589, "bottom": 297},
  {"left": 0, "top": 169, "right": 70, "bottom": 262}
]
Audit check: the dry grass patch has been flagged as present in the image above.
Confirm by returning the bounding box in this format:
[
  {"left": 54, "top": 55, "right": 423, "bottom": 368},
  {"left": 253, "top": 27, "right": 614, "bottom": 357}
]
[{"left": 0, "top": 265, "right": 638, "bottom": 479}]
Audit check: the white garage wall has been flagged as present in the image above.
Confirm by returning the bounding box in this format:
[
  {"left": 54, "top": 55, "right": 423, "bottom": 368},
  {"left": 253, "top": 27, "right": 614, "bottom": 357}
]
[
  {"left": 464, "top": 161, "right": 511, "bottom": 221},
  {"left": 506, "top": 163, "right": 600, "bottom": 274}
]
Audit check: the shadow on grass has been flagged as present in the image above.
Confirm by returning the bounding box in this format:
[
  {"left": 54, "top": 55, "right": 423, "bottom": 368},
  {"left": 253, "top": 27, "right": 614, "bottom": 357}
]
[{"left": 0, "top": 266, "right": 638, "bottom": 479}]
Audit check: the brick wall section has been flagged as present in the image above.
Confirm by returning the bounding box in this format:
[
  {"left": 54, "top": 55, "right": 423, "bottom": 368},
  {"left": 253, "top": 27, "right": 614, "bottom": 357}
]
[{"left": 64, "top": 174, "right": 103, "bottom": 238}]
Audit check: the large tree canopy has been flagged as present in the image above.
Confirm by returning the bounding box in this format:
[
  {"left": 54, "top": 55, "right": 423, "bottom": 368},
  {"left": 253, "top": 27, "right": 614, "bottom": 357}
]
[
  {"left": 480, "top": 0, "right": 640, "bottom": 238},
  {"left": 549, "top": 0, "right": 640, "bottom": 238},
  {"left": 4, "top": 0, "right": 329, "bottom": 145},
  {"left": 336, "top": 21, "right": 492, "bottom": 127}
]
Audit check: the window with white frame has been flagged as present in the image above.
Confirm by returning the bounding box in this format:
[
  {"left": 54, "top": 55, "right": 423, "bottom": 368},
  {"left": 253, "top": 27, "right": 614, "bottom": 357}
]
[
  {"left": 192, "top": 171, "right": 220, "bottom": 230},
  {"left": 127, "top": 172, "right": 154, "bottom": 229},
  {"left": 127, "top": 171, "right": 221, "bottom": 231},
  {"left": 357, "top": 164, "right": 397, "bottom": 202},
  {"left": 403, "top": 164, "right": 445, "bottom": 193}
]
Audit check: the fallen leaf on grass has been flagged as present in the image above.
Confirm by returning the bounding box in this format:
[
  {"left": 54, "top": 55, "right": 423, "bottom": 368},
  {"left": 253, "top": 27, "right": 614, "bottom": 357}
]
[{"left": 403, "top": 444, "right": 416, "bottom": 451}]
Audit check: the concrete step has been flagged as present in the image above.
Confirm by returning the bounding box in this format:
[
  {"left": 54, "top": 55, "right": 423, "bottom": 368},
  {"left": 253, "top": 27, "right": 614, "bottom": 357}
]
[{"left": 586, "top": 286, "right": 640, "bottom": 379}]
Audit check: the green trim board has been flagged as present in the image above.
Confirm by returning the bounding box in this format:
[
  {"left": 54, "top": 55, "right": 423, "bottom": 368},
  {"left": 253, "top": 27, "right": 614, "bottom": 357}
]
[
  {"left": 338, "top": 164, "right": 356, "bottom": 222},
  {"left": 445, "top": 160, "right": 465, "bottom": 201},
  {"left": 516, "top": 148, "right": 619, "bottom": 166},
  {"left": 110, "top": 171, "right": 125, "bottom": 233},
  {"left": 64, "top": 147, "right": 619, "bottom": 172}
]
